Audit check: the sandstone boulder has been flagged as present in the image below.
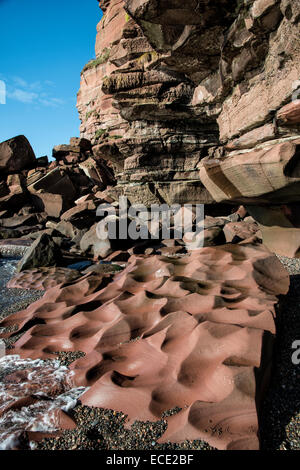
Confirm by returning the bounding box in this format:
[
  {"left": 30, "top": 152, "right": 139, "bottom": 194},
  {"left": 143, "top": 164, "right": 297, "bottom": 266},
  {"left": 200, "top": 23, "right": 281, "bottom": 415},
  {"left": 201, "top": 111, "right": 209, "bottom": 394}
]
[
  {"left": 61, "top": 201, "right": 96, "bottom": 222},
  {"left": 277, "top": 101, "right": 300, "bottom": 126},
  {"left": 27, "top": 168, "right": 76, "bottom": 198},
  {"left": 17, "top": 234, "right": 62, "bottom": 272},
  {"left": 53, "top": 137, "right": 92, "bottom": 164},
  {"left": 1, "top": 244, "right": 289, "bottom": 450},
  {"left": 246, "top": 204, "right": 300, "bottom": 258},
  {"left": 79, "top": 157, "right": 115, "bottom": 188},
  {"left": 69, "top": 137, "right": 92, "bottom": 151},
  {"left": 223, "top": 221, "right": 260, "bottom": 243},
  {"left": 80, "top": 223, "right": 112, "bottom": 259},
  {"left": 31, "top": 192, "right": 68, "bottom": 219},
  {"left": 199, "top": 139, "right": 300, "bottom": 204},
  {"left": 0, "top": 135, "right": 36, "bottom": 174}
]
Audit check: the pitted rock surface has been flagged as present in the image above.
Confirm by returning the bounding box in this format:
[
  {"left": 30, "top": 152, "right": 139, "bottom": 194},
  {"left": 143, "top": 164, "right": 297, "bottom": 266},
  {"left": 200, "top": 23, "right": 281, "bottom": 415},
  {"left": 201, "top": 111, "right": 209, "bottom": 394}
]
[{"left": 0, "top": 244, "right": 290, "bottom": 450}]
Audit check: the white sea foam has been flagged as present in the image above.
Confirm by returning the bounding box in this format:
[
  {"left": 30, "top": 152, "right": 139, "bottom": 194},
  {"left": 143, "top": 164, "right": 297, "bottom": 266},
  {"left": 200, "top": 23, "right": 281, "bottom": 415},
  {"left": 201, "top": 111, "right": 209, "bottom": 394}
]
[
  {"left": 0, "top": 341, "right": 5, "bottom": 359},
  {"left": 0, "top": 355, "right": 88, "bottom": 450}
]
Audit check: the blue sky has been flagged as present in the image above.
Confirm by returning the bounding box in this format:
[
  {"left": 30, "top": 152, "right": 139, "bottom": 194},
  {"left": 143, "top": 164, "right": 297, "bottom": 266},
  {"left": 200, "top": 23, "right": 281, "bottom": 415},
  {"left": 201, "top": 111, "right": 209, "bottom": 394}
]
[{"left": 0, "top": 0, "right": 102, "bottom": 159}]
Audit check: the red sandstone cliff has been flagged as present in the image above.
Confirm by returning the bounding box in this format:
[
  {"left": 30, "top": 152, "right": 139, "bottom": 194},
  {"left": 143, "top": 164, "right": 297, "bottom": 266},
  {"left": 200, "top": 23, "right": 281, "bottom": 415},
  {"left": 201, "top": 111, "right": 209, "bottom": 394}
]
[{"left": 77, "top": 0, "right": 300, "bottom": 256}]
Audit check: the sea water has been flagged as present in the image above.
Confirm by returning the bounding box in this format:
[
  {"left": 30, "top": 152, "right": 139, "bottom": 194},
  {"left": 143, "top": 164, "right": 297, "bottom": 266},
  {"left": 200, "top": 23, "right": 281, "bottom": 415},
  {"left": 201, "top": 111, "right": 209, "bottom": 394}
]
[
  {"left": 0, "top": 260, "right": 88, "bottom": 450},
  {"left": 0, "top": 355, "right": 88, "bottom": 450},
  {"left": 0, "top": 258, "right": 43, "bottom": 315}
]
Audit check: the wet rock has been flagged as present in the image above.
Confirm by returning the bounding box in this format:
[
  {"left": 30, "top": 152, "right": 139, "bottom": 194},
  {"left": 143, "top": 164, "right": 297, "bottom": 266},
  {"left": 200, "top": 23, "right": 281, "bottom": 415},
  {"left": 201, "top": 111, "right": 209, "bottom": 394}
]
[{"left": 0, "top": 356, "right": 86, "bottom": 450}]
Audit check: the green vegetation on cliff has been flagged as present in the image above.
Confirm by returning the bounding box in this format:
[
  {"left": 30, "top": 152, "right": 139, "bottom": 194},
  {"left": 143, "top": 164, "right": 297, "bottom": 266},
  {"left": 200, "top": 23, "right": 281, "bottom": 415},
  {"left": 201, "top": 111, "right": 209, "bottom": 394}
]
[{"left": 82, "top": 48, "right": 111, "bottom": 72}]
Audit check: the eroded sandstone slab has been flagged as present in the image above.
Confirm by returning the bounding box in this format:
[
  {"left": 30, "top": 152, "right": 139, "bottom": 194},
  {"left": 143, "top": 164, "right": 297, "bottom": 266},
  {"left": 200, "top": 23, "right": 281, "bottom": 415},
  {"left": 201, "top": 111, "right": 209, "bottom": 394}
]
[{"left": 0, "top": 244, "right": 290, "bottom": 450}]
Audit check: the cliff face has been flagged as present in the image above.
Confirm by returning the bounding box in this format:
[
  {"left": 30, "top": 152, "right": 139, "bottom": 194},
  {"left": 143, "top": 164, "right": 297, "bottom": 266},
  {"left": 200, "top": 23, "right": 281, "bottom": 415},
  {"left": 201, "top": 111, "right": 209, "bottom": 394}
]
[
  {"left": 77, "top": 0, "right": 227, "bottom": 205},
  {"left": 77, "top": 1, "right": 300, "bottom": 214}
]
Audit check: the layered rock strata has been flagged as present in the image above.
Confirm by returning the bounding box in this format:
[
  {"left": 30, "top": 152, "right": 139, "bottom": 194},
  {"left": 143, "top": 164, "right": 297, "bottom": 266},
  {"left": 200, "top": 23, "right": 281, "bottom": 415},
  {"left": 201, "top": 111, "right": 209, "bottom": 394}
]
[{"left": 78, "top": 0, "right": 300, "bottom": 255}]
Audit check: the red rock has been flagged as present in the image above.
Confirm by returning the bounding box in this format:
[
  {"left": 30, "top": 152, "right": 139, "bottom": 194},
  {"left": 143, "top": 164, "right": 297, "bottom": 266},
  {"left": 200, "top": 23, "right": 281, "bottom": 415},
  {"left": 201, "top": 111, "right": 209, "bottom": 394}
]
[
  {"left": 225, "top": 124, "right": 276, "bottom": 150},
  {"left": 0, "top": 356, "right": 77, "bottom": 449},
  {"left": 60, "top": 202, "right": 96, "bottom": 222},
  {"left": 32, "top": 192, "right": 68, "bottom": 219},
  {"left": 69, "top": 137, "right": 92, "bottom": 151},
  {"left": 246, "top": 204, "right": 300, "bottom": 258},
  {"left": 77, "top": 0, "right": 300, "bottom": 218},
  {"left": 53, "top": 144, "right": 80, "bottom": 159},
  {"left": 199, "top": 140, "right": 300, "bottom": 204},
  {"left": 53, "top": 220, "right": 77, "bottom": 238},
  {"left": 0, "top": 135, "right": 36, "bottom": 174},
  {"left": 223, "top": 221, "right": 260, "bottom": 243},
  {"left": 0, "top": 244, "right": 289, "bottom": 450},
  {"left": 251, "top": 0, "right": 279, "bottom": 19},
  {"left": 277, "top": 101, "right": 300, "bottom": 126},
  {"left": 7, "top": 267, "right": 81, "bottom": 290},
  {"left": 36, "top": 156, "right": 48, "bottom": 167},
  {"left": 75, "top": 194, "right": 95, "bottom": 205},
  {"left": 28, "top": 168, "right": 76, "bottom": 200},
  {"left": 79, "top": 157, "right": 115, "bottom": 187},
  {"left": 104, "top": 250, "right": 130, "bottom": 262},
  {"left": 0, "top": 189, "right": 28, "bottom": 214}
]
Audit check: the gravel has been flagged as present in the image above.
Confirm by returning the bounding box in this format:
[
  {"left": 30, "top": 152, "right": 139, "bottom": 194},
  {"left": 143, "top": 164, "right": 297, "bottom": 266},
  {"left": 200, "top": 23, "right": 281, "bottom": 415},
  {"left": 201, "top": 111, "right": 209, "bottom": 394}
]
[
  {"left": 36, "top": 406, "right": 215, "bottom": 451},
  {"left": 0, "top": 258, "right": 44, "bottom": 323},
  {"left": 0, "top": 258, "right": 44, "bottom": 349},
  {"left": 276, "top": 255, "right": 300, "bottom": 275},
  {"left": 260, "top": 272, "right": 300, "bottom": 450}
]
